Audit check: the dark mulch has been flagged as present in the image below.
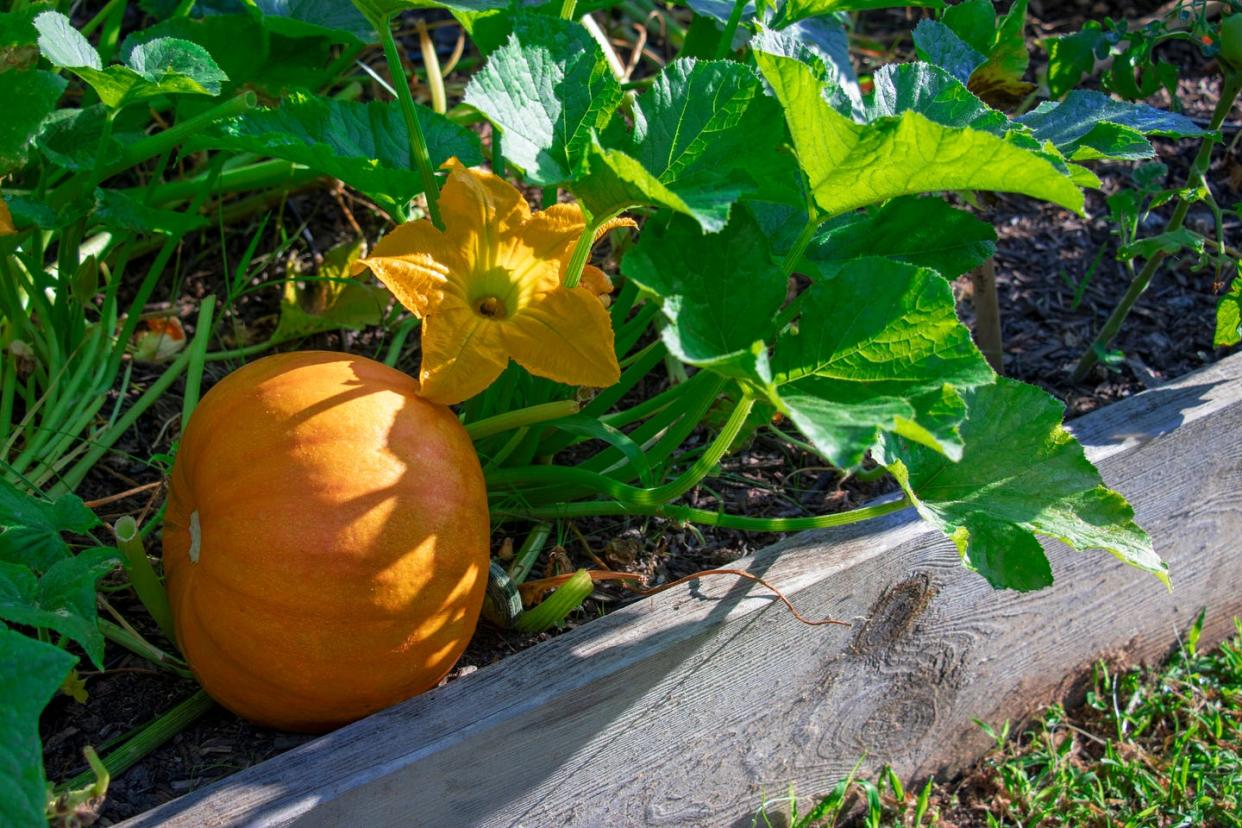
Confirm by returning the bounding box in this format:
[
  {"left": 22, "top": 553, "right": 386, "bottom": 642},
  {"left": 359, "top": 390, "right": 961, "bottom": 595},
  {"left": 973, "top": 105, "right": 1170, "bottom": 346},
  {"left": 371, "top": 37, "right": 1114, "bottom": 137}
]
[{"left": 37, "top": 1, "right": 1241, "bottom": 824}]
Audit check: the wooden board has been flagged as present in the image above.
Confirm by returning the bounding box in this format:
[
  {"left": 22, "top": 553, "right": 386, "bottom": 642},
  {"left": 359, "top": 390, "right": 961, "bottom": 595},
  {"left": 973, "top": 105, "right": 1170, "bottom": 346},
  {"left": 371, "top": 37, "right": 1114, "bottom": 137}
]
[{"left": 123, "top": 352, "right": 1242, "bottom": 827}]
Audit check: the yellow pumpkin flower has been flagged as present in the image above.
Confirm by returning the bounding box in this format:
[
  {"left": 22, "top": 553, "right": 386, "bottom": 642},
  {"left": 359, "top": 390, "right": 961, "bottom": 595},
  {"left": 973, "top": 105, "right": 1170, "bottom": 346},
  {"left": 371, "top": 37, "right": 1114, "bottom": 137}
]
[{"left": 355, "top": 161, "right": 628, "bottom": 405}]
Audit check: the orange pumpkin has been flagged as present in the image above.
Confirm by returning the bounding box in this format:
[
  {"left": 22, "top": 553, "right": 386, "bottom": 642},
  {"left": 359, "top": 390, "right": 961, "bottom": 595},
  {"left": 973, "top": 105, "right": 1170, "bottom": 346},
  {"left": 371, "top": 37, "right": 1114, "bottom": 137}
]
[{"left": 162, "top": 351, "right": 489, "bottom": 732}]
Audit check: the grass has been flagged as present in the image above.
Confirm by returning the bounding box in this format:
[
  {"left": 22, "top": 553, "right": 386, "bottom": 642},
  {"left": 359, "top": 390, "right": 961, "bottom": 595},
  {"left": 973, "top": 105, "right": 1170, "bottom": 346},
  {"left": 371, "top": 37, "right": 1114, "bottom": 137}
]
[{"left": 758, "top": 614, "right": 1242, "bottom": 827}]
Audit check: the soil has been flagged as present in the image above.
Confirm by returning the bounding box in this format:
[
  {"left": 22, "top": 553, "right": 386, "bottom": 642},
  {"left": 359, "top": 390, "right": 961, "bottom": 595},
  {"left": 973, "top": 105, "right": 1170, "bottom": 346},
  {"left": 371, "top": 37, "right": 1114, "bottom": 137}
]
[{"left": 36, "top": 1, "right": 1241, "bottom": 824}]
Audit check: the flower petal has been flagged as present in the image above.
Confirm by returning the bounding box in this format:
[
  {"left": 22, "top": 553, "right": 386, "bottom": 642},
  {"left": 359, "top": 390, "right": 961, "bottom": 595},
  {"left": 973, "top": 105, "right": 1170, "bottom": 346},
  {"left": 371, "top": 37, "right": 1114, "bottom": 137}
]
[
  {"left": 354, "top": 221, "right": 456, "bottom": 317},
  {"left": 440, "top": 160, "right": 530, "bottom": 273},
  {"left": 501, "top": 286, "right": 621, "bottom": 390},
  {"left": 580, "top": 265, "right": 614, "bottom": 305},
  {"left": 418, "top": 293, "right": 510, "bottom": 405}
]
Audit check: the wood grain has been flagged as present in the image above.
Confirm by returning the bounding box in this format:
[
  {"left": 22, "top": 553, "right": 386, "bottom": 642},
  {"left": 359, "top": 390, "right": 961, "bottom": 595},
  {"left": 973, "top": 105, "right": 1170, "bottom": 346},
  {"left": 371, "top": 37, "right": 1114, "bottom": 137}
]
[{"left": 122, "top": 352, "right": 1242, "bottom": 828}]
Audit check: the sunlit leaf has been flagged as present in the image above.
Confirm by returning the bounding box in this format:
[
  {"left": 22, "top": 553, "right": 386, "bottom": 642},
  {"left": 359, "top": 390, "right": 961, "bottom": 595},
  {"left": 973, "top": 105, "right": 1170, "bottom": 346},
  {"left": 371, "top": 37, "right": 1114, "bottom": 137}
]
[
  {"left": 274, "top": 238, "right": 386, "bottom": 341},
  {"left": 465, "top": 16, "right": 623, "bottom": 186},
  {"left": 877, "top": 378, "right": 1166, "bottom": 591},
  {"left": 622, "top": 209, "right": 783, "bottom": 376},
  {"left": 755, "top": 51, "right": 1084, "bottom": 217},
  {"left": 771, "top": 258, "right": 993, "bottom": 467},
  {"left": 1216, "top": 273, "right": 1242, "bottom": 348}
]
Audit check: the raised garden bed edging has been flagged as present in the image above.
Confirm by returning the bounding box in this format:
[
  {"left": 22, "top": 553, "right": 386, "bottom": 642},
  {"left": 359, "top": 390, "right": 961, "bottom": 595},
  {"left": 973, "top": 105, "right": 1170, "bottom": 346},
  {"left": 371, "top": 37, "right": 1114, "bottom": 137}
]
[{"left": 123, "top": 351, "right": 1242, "bottom": 828}]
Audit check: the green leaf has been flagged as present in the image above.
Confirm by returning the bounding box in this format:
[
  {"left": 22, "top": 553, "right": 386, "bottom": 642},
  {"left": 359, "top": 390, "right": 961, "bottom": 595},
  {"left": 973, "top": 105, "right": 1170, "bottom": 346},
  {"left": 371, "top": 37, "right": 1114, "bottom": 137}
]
[
  {"left": 755, "top": 51, "right": 1085, "bottom": 218},
  {"left": 621, "top": 209, "right": 783, "bottom": 375},
  {"left": 0, "top": 627, "right": 75, "bottom": 828},
  {"left": 121, "top": 16, "right": 287, "bottom": 95},
  {"left": 273, "top": 238, "right": 386, "bottom": 341},
  {"left": 34, "top": 10, "right": 101, "bottom": 70},
  {"left": 94, "top": 188, "right": 208, "bottom": 236},
  {"left": 188, "top": 92, "right": 483, "bottom": 210},
  {"left": 353, "top": 0, "right": 508, "bottom": 20},
  {"left": 0, "top": 480, "right": 99, "bottom": 573},
  {"left": 1215, "top": 273, "right": 1242, "bottom": 348},
  {"left": 37, "top": 105, "right": 142, "bottom": 172},
  {"left": 464, "top": 16, "right": 623, "bottom": 187},
  {"left": 37, "top": 14, "right": 228, "bottom": 108},
  {"left": 1017, "top": 90, "right": 1206, "bottom": 160},
  {"left": 1043, "top": 25, "right": 1106, "bottom": 99},
  {"left": 967, "top": 0, "right": 1032, "bottom": 107},
  {"left": 940, "top": 0, "right": 995, "bottom": 55},
  {"left": 0, "top": 69, "right": 65, "bottom": 175},
  {"left": 1117, "top": 227, "right": 1203, "bottom": 262},
  {"left": 576, "top": 58, "right": 781, "bottom": 231},
  {"left": 777, "top": 0, "right": 942, "bottom": 26},
  {"left": 253, "top": 0, "right": 373, "bottom": 41},
  {"left": 864, "top": 62, "right": 1008, "bottom": 133},
  {"left": 913, "top": 19, "right": 986, "bottom": 84},
  {"left": 0, "top": 547, "right": 120, "bottom": 669},
  {"left": 877, "top": 378, "right": 1165, "bottom": 591},
  {"left": 771, "top": 259, "right": 993, "bottom": 468},
  {"left": 809, "top": 196, "right": 996, "bottom": 279}
]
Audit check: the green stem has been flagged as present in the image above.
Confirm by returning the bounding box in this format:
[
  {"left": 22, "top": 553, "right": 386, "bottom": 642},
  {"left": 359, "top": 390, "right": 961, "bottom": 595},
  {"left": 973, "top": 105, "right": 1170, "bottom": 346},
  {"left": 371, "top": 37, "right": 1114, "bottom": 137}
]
[
  {"left": 508, "top": 522, "right": 551, "bottom": 584},
  {"left": 181, "top": 296, "right": 216, "bottom": 430},
  {"left": 514, "top": 569, "right": 593, "bottom": 632},
  {"left": 98, "top": 619, "right": 191, "bottom": 677},
  {"left": 781, "top": 216, "right": 819, "bottom": 278},
  {"left": 502, "top": 495, "right": 912, "bottom": 531},
  {"left": 1071, "top": 75, "right": 1242, "bottom": 382},
  {"left": 563, "top": 212, "right": 609, "bottom": 289},
  {"left": 113, "top": 516, "right": 175, "bottom": 644},
  {"left": 715, "top": 0, "right": 749, "bottom": 59},
  {"left": 467, "top": 400, "right": 581, "bottom": 441},
  {"left": 82, "top": 0, "right": 126, "bottom": 36},
  {"left": 415, "top": 18, "right": 447, "bottom": 115},
  {"left": 490, "top": 393, "right": 755, "bottom": 507},
  {"left": 560, "top": 0, "right": 578, "bottom": 20},
  {"left": 376, "top": 14, "right": 443, "bottom": 228},
  {"left": 58, "top": 691, "right": 214, "bottom": 792}
]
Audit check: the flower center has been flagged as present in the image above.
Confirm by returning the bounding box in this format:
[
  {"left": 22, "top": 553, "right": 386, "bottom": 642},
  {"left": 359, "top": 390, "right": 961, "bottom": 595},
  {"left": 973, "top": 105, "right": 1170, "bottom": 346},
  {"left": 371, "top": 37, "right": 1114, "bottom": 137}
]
[{"left": 475, "top": 296, "right": 508, "bottom": 320}]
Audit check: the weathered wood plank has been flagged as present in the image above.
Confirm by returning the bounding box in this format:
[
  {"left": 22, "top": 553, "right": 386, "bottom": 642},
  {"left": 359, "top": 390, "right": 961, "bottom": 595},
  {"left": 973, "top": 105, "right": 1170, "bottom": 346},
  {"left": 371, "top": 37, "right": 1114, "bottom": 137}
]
[{"left": 124, "top": 352, "right": 1242, "bottom": 828}]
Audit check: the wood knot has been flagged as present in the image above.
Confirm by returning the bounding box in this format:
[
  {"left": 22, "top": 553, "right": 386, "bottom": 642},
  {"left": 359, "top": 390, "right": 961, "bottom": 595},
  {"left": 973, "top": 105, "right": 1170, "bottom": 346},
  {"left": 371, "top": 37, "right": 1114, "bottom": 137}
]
[{"left": 851, "top": 573, "right": 936, "bottom": 656}]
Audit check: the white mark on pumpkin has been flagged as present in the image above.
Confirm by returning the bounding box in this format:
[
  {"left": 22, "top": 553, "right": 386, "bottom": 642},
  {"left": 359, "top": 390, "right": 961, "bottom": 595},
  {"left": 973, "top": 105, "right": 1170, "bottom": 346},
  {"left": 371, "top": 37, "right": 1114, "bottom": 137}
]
[{"left": 189, "top": 510, "right": 202, "bottom": 564}]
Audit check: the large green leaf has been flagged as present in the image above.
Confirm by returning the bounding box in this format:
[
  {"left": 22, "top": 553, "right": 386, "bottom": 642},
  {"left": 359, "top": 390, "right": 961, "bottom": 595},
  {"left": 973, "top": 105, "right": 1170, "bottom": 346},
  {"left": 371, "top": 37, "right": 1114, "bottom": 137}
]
[
  {"left": 877, "top": 378, "right": 1165, "bottom": 591},
  {"left": 575, "top": 58, "right": 780, "bottom": 231},
  {"left": 771, "top": 259, "right": 993, "bottom": 468},
  {"left": 0, "top": 69, "right": 65, "bottom": 175},
  {"left": 1017, "top": 90, "right": 1206, "bottom": 161},
  {"left": 621, "top": 209, "right": 784, "bottom": 375},
  {"left": 188, "top": 92, "right": 483, "bottom": 210},
  {"left": 36, "top": 13, "right": 228, "bottom": 108},
  {"left": 755, "top": 51, "right": 1084, "bottom": 217},
  {"left": 0, "top": 547, "right": 119, "bottom": 669},
  {"left": 809, "top": 196, "right": 996, "bottom": 279},
  {"left": 0, "top": 627, "right": 75, "bottom": 828},
  {"left": 0, "top": 480, "right": 99, "bottom": 573},
  {"left": 464, "top": 17, "right": 622, "bottom": 187}
]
